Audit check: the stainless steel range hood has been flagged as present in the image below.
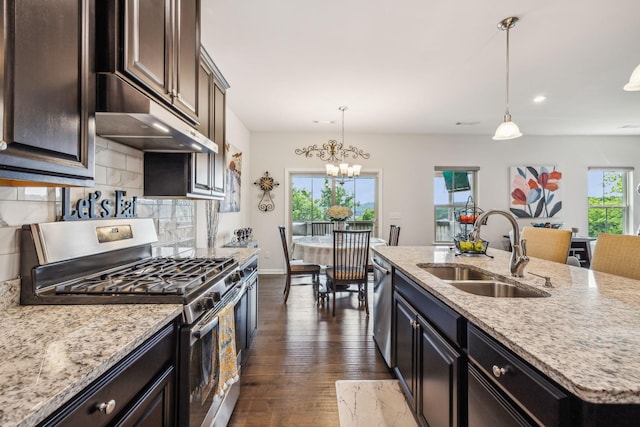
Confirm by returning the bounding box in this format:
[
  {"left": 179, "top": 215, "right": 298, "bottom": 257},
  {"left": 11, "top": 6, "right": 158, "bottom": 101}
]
[{"left": 95, "top": 73, "right": 218, "bottom": 154}]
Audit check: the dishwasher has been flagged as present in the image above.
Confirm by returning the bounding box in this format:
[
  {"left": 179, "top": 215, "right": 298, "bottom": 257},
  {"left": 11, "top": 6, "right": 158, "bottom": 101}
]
[{"left": 372, "top": 254, "right": 393, "bottom": 367}]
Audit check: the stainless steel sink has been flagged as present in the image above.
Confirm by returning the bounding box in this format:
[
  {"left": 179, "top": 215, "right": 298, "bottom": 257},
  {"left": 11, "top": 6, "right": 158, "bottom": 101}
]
[
  {"left": 418, "top": 264, "right": 549, "bottom": 298},
  {"left": 445, "top": 280, "right": 549, "bottom": 298},
  {"left": 419, "top": 265, "right": 495, "bottom": 281}
]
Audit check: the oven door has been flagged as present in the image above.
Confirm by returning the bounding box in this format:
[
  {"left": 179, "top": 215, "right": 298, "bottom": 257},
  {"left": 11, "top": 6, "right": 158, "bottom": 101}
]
[
  {"left": 179, "top": 282, "right": 247, "bottom": 427},
  {"left": 182, "top": 310, "right": 220, "bottom": 427}
]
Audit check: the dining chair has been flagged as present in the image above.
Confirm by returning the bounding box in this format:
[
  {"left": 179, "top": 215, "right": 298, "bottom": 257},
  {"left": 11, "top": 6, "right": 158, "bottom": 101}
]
[
  {"left": 388, "top": 224, "right": 401, "bottom": 246},
  {"left": 325, "top": 229, "right": 371, "bottom": 316},
  {"left": 278, "top": 226, "right": 321, "bottom": 303},
  {"left": 366, "top": 225, "right": 400, "bottom": 275},
  {"left": 590, "top": 233, "right": 640, "bottom": 280},
  {"left": 311, "top": 221, "right": 333, "bottom": 236},
  {"left": 520, "top": 226, "right": 572, "bottom": 264}
]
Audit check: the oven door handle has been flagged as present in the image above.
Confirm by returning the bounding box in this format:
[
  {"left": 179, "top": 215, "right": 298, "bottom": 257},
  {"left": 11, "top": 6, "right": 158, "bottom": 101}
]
[
  {"left": 192, "top": 316, "right": 219, "bottom": 340},
  {"left": 231, "top": 281, "right": 248, "bottom": 305},
  {"left": 192, "top": 282, "right": 248, "bottom": 339}
]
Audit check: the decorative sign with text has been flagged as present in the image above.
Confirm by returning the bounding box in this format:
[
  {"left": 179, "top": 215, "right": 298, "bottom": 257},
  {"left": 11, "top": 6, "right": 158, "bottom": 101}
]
[{"left": 62, "top": 188, "right": 138, "bottom": 221}]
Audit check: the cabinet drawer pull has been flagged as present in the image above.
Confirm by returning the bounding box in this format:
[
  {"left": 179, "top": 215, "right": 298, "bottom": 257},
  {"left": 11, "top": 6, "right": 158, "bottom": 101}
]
[
  {"left": 97, "top": 399, "right": 116, "bottom": 415},
  {"left": 492, "top": 365, "right": 510, "bottom": 378}
]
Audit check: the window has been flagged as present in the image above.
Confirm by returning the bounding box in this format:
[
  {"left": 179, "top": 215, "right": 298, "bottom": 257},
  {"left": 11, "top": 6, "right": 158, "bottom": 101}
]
[
  {"left": 290, "top": 173, "right": 378, "bottom": 236},
  {"left": 434, "top": 167, "right": 479, "bottom": 243},
  {"left": 587, "top": 168, "right": 633, "bottom": 237}
]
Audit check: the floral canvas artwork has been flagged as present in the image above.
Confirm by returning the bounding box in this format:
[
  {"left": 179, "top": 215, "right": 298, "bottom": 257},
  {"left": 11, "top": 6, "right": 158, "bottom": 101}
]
[{"left": 510, "top": 166, "right": 562, "bottom": 218}]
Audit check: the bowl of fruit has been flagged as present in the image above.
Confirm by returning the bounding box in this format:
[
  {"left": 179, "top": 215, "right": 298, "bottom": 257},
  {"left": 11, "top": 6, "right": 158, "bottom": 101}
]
[
  {"left": 454, "top": 238, "right": 489, "bottom": 255},
  {"left": 455, "top": 212, "right": 480, "bottom": 224}
]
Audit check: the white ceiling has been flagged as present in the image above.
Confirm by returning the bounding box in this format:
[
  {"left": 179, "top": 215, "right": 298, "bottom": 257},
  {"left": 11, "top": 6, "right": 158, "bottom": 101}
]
[{"left": 201, "top": 0, "right": 640, "bottom": 137}]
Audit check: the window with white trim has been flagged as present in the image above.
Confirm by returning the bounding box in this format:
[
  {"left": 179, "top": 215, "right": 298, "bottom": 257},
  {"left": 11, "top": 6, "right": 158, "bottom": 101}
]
[
  {"left": 587, "top": 168, "right": 633, "bottom": 237},
  {"left": 290, "top": 173, "right": 378, "bottom": 236},
  {"left": 434, "top": 167, "right": 479, "bottom": 243}
]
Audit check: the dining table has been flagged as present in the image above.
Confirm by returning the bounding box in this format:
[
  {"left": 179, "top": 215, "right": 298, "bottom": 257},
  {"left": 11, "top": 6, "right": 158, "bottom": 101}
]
[{"left": 292, "top": 235, "right": 387, "bottom": 266}]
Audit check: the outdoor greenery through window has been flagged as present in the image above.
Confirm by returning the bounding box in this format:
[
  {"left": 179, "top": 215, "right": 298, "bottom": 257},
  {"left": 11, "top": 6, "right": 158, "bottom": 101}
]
[
  {"left": 587, "top": 168, "right": 633, "bottom": 237},
  {"left": 291, "top": 174, "right": 376, "bottom": 235},
  {"left": 434, "top": 168, "right": 479, "bottom": 243}
]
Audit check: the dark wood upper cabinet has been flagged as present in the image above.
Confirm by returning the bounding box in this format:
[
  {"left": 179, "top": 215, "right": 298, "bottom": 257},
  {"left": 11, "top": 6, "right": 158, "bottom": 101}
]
[
  {"left": 98, "top": 0, "right": 200, "bottom": 124},
  {"left": 0, "top": 0, "right": 95, "bottom": 187},
  {"left": 143, "top": 47, "right": 228, "bottom": 200},
  {"left": 204, "top": 48, "right": 228, "bottom": 197}
]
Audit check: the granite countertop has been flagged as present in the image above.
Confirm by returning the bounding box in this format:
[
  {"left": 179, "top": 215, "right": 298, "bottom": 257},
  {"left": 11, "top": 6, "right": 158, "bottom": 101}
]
[
  {"left": 0, "top": 247, "right": 259, "bottom": 427},
  {"left": 0, "top": 294, "right": 182, "bottom": 427},
  {"left": 373, "top": 245, "right": 640, "bottom": 405}
]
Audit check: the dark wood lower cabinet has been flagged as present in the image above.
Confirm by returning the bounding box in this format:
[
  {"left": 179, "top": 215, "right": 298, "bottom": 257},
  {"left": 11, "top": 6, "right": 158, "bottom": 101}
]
[
  {"left": 115, "top": 366, "right": 175, "bottom": 427},
  {"left": 394, "top": 293, "right": 417, "bottom": 410},
  {"left": 40, "top": 322, "right": 177, "bottom": 427},
  {"left": 468, "top": 364, "right": 533, "bottom": 427},
  {"left": 393, "top": 292, "right": 462, "bottom": 427},
  {"left": 467, "top": 324, "right": 571, "bottom": 427},
  {"left": 419, "top": 317, "right": 461, "bottom": 427},
  {"left": 391, "top": 268, "right": 640, "bottom": 427}
]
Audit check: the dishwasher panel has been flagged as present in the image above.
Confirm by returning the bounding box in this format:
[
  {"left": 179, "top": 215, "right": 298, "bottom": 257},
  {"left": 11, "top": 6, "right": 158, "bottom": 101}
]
[{"left": 372, "top": 254, "right": 393, "bottom": 367}]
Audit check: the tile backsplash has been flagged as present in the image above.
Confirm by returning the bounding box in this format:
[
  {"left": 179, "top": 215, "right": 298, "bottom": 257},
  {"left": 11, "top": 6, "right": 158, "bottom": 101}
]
[{"left": 0, "top": 137, "right": 195, "bottom": 282}]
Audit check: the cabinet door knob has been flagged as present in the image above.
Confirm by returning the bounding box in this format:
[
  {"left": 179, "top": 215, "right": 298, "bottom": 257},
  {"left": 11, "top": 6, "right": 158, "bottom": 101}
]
[
  {"left": 97, "top": 399, "right": 116, "bottom": 415},
  {"left": 0, "top": 141, "right": 7, "bottom": 150},
  {"left": 492, "top": 365, "right": 510, "bottom": 378}
]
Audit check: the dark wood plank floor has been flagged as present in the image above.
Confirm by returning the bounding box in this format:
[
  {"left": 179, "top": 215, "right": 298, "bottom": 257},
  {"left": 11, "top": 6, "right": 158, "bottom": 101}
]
[{"left": 228, "top": 274, "right": 393, "bottom": 426}]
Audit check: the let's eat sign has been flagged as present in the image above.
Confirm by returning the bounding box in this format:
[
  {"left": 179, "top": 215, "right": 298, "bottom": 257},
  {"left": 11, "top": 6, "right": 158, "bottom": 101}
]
[{"left": 61, "top": 188, "right": 138, "bottom": 221}]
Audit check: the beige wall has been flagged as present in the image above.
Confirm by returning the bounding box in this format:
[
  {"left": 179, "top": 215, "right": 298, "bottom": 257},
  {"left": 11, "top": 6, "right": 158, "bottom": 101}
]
[{"left": 248, "top": 132, "right": 640, "bottom": 273}]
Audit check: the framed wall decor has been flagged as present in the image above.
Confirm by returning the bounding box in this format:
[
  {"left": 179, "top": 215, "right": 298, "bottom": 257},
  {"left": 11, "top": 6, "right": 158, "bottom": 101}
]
[
  {"left": 510, "top": 166, "right": 562, "bottom": 218},
  {"left": 220, "top": 143, "right": 242, "bottom": 213}
]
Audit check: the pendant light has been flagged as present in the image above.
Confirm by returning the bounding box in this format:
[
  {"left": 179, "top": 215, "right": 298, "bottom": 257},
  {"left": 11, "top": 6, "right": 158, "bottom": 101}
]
[
  {"left": 493, "top": 17, "right": 522, "bottom": 141},
  {"left": 624, "top": 64, "right": 640, "bottom": 91}
]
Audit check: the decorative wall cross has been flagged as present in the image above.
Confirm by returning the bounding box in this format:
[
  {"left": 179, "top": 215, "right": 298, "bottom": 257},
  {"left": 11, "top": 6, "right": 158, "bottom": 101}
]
[{"left": 254, "top": 171, "right": 279, "bottom": 212}]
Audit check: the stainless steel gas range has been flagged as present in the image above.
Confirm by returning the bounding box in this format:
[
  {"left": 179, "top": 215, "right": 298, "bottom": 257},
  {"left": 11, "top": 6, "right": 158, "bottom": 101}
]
[{"left": 19, "top": 218, "right": 254, "bottom": 427}]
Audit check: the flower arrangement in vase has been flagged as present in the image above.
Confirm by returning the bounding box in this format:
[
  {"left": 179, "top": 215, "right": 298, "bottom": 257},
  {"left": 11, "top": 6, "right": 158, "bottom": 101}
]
[{"left": 326, "top": 205, "right": 352, "bottom": 230}]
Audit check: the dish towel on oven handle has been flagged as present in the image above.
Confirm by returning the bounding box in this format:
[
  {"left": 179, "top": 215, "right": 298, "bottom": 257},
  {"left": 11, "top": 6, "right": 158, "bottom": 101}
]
[{"left": 216, "top": 301, "right": 239, "bottom": 399}]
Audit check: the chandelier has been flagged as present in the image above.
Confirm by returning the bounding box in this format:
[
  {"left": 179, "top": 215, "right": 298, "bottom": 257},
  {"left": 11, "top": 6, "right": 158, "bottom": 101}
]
[{"left": 295, "top": 106, "right": 370, "bottom": 184}]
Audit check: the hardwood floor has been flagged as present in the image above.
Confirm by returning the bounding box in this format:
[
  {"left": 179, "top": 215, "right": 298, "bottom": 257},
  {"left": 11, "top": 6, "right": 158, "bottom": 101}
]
[{"left": 228, "top": 274, "right": 393, "bottom": 426}]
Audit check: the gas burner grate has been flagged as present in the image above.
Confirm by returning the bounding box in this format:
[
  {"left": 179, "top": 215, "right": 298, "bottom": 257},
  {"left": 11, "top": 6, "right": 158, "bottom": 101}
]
[{"left": 54, "top": 256, "right": 236, "bottom": 296}]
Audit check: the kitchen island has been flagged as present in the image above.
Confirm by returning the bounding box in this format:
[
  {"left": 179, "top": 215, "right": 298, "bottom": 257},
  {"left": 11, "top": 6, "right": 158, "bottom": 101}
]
[
  {"left": 373, "top": 245, "right": 640, "bottom": 425},
  {"left": 0, "top": 247, "right": 257, "bottom": 427}
]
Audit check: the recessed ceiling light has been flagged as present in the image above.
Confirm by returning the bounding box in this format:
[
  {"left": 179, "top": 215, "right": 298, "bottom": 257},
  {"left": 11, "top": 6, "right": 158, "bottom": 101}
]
[
  {"left": 455, "top": 121, "right": 480, "bottom": 126},
  {"left": 313, "top": 120, "right": 336, "bottom": 124},
  {"left": 533, "top": 95, "right": 547, "bottom": 103},
  {"left": 619, "top": 124, "right": 640, "bottom": 129}
]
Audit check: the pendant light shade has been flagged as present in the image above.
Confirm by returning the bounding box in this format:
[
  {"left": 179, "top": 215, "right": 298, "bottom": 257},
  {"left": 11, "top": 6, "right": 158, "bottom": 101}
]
[
  {"left": 493, "top": 17, "right": 522, "bottom": 141},
  {"left": 624, "top": 64, "right": 640, "bottom": 91},
  {"left": 493, "top": 114, "right": 523, "bottom": 140}
]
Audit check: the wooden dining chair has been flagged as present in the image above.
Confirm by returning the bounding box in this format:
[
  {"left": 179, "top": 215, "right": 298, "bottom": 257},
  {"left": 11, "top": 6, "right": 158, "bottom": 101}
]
[
  {"left": 325, "top": 230, "right": 371, "bottom": 316},
  {"left": 388, "top": 224, "right": 401, "bottom": 246},
  {"left": 311, "top": 221, "right": 333, "bottom": 236},
  {"left": 591, "top": 233, "right": 640, "bottom": 280},
  {"left": 520, "top": 226, "right": 572, "bottom": 264},
  {"left": 366, "top": 225, "right": 400, "bottom": 275},
  {"left": 278, "top": 226, "right": 321, "bottom": 303}
]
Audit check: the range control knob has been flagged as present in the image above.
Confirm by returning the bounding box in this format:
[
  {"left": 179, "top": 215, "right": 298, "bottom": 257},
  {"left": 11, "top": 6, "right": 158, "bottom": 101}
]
[
  {"left": 202, "top": 296, "right": 215, "bottom": 310},
  {"left": 230, "top": 271, "right": 244, "bottom": 283},
  {"left": 210, "top": 292, "right": 221, "bottom": 303}
]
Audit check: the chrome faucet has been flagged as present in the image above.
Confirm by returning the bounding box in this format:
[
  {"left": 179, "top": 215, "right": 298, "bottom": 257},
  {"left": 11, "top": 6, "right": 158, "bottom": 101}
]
[{"left": 469, "top": 209, "right": 529, "bottom": 277}]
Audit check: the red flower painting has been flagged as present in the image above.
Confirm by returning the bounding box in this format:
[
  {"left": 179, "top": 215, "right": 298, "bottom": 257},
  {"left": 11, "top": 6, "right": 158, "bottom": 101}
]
[{"left": 510, "top": 166, "right": 562, "bottom": 218}]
